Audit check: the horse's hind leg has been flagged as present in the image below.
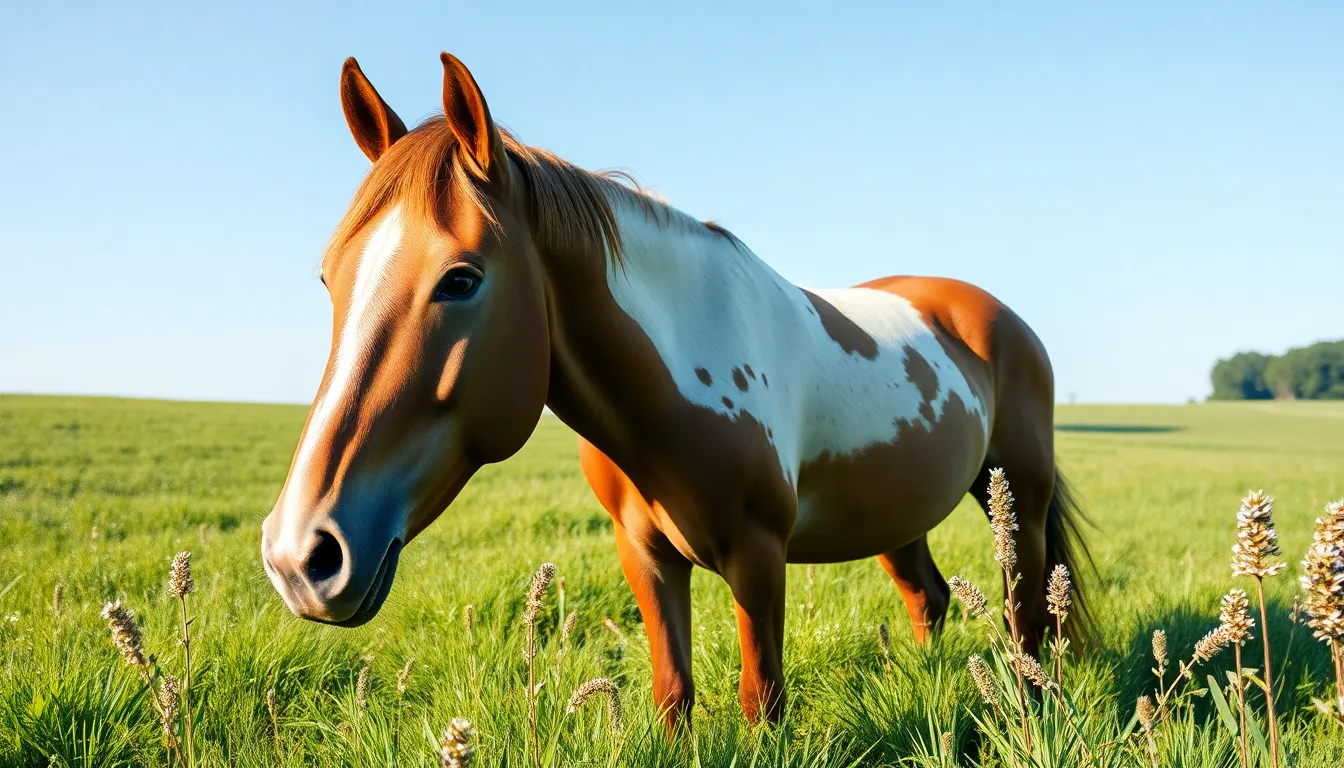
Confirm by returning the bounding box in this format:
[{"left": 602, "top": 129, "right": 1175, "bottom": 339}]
[
  {"left": 971, "top": 437, "right": 1055, "bottom": 657},
  {"left": 877, "top": 536, "right": 950, "bottom": 644}
]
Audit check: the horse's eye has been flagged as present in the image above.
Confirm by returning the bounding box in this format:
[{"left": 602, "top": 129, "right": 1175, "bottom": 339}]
[{"left": 432, "top": 268, "right": 482, "bottom": 302}]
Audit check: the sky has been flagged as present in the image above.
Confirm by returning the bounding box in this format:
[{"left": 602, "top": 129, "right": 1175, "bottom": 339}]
[{"left": 1, "top": 2, "right": 1341, "bottom": 405}]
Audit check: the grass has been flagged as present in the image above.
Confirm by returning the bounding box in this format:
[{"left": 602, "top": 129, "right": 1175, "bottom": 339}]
[{"left": 0, "top": 394, "right": 1341, "bottom": 766}]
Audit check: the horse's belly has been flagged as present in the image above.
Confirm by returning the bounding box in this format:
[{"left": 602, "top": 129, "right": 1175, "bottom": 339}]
[{"left": 784, "top": 392, "right": 988, "bottom": 563}]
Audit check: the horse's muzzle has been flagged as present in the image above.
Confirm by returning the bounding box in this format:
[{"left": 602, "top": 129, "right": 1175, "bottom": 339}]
[{"left": 261, "top": 514, "right": 402, "bottom": 626}]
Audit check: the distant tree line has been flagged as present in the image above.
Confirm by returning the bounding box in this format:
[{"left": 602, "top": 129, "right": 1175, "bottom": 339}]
[{"left": 1210, "top": 339, "right": 1344, "bottom": 400}]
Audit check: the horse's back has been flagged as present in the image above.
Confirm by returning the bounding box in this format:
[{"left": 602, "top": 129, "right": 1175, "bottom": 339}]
[{"left": 860, "top": 275, "right": 1052, "bottom": 404}]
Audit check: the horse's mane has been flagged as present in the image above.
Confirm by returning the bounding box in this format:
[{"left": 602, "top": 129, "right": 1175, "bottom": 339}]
[{"left": 328, "top": 116, "right": 739, "bottom": 264}]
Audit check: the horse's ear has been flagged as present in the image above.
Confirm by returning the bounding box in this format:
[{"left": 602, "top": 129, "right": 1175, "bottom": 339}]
[
  {"left": 439, "top": 52, "right": 510, "bottom": 189},
  {"left": 340, "top": 57, "right": 408, "bottom": 163}
]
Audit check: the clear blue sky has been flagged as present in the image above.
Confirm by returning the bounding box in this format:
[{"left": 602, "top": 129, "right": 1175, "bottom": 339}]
[{"left": 2, "top": 2, "right": 1340, "bottom": 404}]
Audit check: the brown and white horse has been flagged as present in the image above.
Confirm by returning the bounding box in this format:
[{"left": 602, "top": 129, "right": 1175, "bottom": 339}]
[{"left": 261, "top": 53, "right": 1090, "bottom": 728}]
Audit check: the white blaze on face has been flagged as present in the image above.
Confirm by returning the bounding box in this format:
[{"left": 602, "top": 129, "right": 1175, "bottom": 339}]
[{"left": 275, "top": 206, "right": 405, "bottom": 539}]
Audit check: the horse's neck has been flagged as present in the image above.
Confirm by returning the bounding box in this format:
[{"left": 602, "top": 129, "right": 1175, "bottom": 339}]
[
  {"left": 607, "top": 202, "right": 810, "bottom": 380},
  {"left": 542, "top": 197, "right": 809, "bottom": 455}
]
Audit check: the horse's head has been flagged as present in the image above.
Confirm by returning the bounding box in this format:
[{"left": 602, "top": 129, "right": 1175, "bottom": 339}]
[{"left": 261, "top": 54, "right": 550, "bottom": 625}]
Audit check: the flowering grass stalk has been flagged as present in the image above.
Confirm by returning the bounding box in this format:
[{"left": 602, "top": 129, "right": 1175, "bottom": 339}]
[
  {"left": 986, "top": 468, "right": 1032, "bottom": 750},
  {"left": 1136, "top": 695, "right": 1158, "bottom": 768},
  {"left": 1152, "top": 624, "right": 1233, "bottom": 714},
  {"left": 566, "top": 677, "right": 623, "bottom": 735},
  {"left": 266, "top": 688, "right": 282, "bottom": 767},
  {"left": 168, "top": 551, "right": 196, "bottom": 768},
  {"left": 522, "top": 562, "right": 555, "bottom": 768},
  {"left": 1302, "top": 499, "right": 1344, "bottom": 717},
  {"left": 439, "top": 717, "right": 476, "bottom": 768},
  {"left": 1220, "top": 588, "right": 1254, "bottom": 768},
  {"left": 1151, "top": 629, "right": 1168, "bottom": 707},
  {"left": 101, "top": 600, "right": 183, "bottom": 762},
  {"left": 393, "top": 657, "right": 415, "bottom": 760},
  {"left": 1232, "top": 490, "right": 1284, "bottom": 767},
  {"left": 1047, "top": 564, "right": 1072, "bottom": 688},
  {"left": 952, "top": 569, "right": 1099, "bottom": 764}
]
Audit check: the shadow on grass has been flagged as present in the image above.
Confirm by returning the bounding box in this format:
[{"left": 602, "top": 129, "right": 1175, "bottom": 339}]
[
  {"left": 1056, "top": 424, "right": 1186, "bottom": 434},
  {"left": 1096, "top": 597, "right": 1334, "bottom": 719}
]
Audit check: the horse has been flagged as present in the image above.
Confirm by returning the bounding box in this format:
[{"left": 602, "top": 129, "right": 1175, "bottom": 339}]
[{"left": 260, "top": 52, "right": 1091, "bottom": 728}]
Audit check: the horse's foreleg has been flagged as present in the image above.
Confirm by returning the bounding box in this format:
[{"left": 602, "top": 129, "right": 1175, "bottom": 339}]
[
  {"left": 613, "top": 519, "right": 695, "bottom": 732},
  {"left": 877, "top": 536, "right": 950, "bottom": 644},
  {"left": 722, "top": 528, "right": 787, "bottom": 724}
]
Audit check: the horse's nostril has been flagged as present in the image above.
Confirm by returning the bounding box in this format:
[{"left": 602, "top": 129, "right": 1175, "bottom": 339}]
[{"left": 306, "top": 530, "right": 344, "bottom": 585}]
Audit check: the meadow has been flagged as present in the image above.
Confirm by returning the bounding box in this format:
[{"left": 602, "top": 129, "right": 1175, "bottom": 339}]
[{"left": 0, "top": 394, "right": 1341, "bottom": 767}]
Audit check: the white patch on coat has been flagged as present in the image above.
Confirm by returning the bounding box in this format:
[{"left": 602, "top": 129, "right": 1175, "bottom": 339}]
[
  {"left": 275, "top": 206, "right": 404, "bottom": 544},
  {"left": 603, "top": 198, "right": 987, "bottom": 491}
]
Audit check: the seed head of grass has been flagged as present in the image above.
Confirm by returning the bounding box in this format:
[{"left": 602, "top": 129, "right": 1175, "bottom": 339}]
[
  {"left": 168, "top": 551, "right": 194, "bottom": 598},
  {"left": 566, "top": 677, "right": 623, "bottom": 734},
  {"left": 967, "top": 655, "right": 998, "bottom": 706},
  {"left": 1300, "top": 499, "right": 1344, "bottom": 645},
  {"left": 159, "top": 675, "right": 181, "bottom": 736},
  {"left": 1152, "top": 629, "right": 1168, "bottom": 670},
  {"left": 1232, "top": 490, "right": 1286, "bottom": 579},
  {"left": 1218, "top": 588, "right": 1255, "bottom": 645},
  {"left": 940, "top": 732, "right": 954, "bottom": 754},
  {"left": 987, "top": 468, "right": 1018, "bottom": 573},
  {"left": 355, "top": 664, "right": 370, "bottom": 714},
  {"left": 1312, "top": 695, "right": 1344, "bottom": 721},
  {"left": 266, "top": 688, "right": 277, "bottom": 719},
  {"left": 948, "top": 576, "right": 989, "bottom": 620},
  {"left": 562, "top": 609, "right": 578, "bottom": 642},
  {"left": 1136, "top": 695, "right": 1156, "bottom": 734},
  {"left": 523, "top": 562, "right": 556, "bottom": 626},
  {"left": 877, "top": 623, "right": 890, "bottom": 657},
  {"left": 439, "top": 717, "right": 477, "bottom": 768},
  {"left": 52, "top": 583, "right": 63, "bottom": 618},
  {"left": 1046, "top": 564, "right": 1072, "bottom": 619},
  {"left": 396, "top": 657, "right": 415, "bottom": 695},
  {"left": 463, "top": 604, "right": 475, "bottom": 633},
  {"left": 1013, "top": 652, "right": 1057, "bottom": 691},
  {"left": 1190, "top": 625, "right": 1232, "bottom": 670},
  {"left": 603, "top": 617, "right": 625, "bottom": 642},
  {"left": 100, "top": 600, "right": 147, "bottom": 668}
]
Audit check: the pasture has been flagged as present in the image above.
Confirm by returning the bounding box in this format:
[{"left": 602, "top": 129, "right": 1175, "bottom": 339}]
[{"left": 0, "top": 394, "right": 1341, "bottom": 766}]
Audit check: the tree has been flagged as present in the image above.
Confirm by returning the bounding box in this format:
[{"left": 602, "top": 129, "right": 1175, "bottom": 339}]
[
  {"left": 1210, "top": 352, "right": 1273, "bottom": 400},
  {"left": 1210, "top": 341, "right": 1344, "bottom": 400},
  {"left": 1264, "top": 341, "right": 1344, "bottom": 400}
]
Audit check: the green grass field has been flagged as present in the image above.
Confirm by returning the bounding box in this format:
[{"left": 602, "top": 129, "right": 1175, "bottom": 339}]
[{"left": 1, "top": 395, "right": 1342, "bottom": 767}]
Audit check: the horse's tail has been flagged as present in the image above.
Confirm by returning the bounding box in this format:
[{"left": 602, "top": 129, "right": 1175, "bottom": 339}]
[{"left": 1046, "top": 467, "right": 1095, "bottom": 643}]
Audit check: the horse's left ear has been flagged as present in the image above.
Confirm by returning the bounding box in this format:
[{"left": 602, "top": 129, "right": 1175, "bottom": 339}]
[{"left": 440, "top": 53, "right": 510, "bottom": 189}]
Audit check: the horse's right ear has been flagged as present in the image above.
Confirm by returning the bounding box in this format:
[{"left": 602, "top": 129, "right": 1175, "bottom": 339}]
[{"left": 340, "top": 58, "right": 408, "bottom": 163}]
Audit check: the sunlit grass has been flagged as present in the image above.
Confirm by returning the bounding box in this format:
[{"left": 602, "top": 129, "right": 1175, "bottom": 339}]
[{"left": 0, "top": 395, "right": 1342, "bottom": 766}]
